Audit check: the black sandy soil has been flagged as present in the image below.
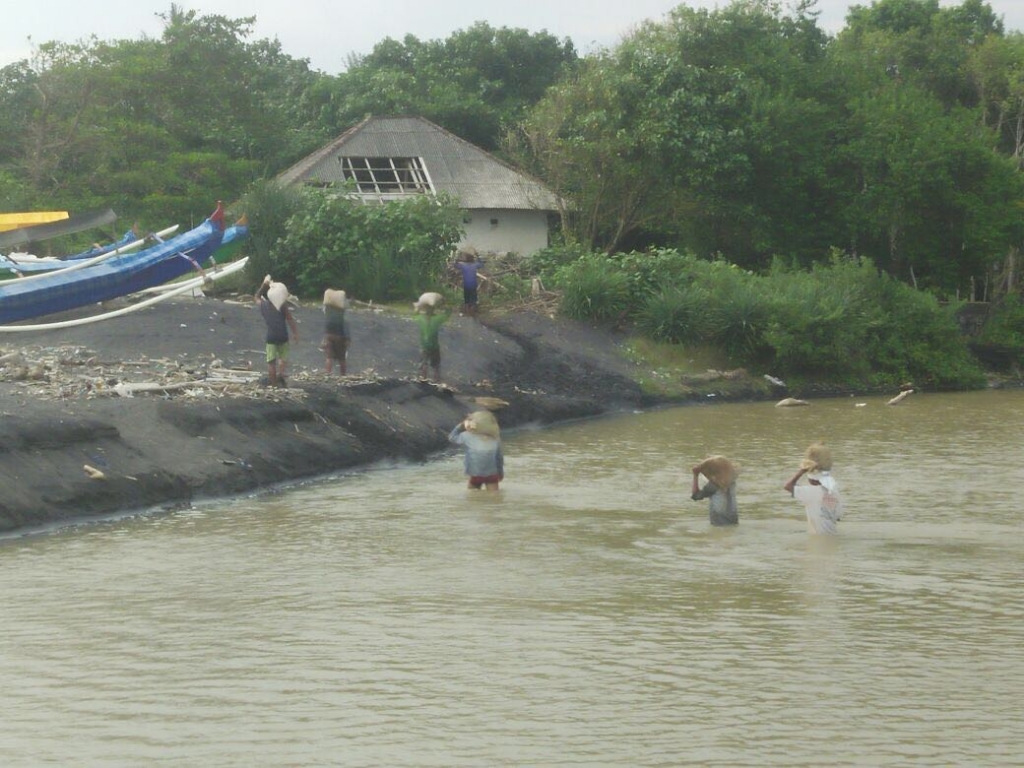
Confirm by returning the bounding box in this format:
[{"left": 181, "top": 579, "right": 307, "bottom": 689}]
[{"left": 3, "top": 295, "right": 725, "bottom": 534}]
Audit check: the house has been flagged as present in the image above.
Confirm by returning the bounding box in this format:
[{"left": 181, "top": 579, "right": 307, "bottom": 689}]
[{"left": 275, "top": 115, "right": 559, "bottom": 257}]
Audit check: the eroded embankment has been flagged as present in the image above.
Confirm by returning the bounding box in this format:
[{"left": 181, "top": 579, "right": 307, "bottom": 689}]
[{"left": 0, "top": 363, "right": 639, "bottom": 535}]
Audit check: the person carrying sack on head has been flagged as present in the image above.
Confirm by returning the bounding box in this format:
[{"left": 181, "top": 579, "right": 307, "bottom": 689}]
[
  {"left": 449, "top": 410, "right": 504, "bottom": 491},
  {"left": 322, "top": 288, "right": 350, "bottom": 375},
  {"left": 254, "top": 275, "right": 299, "bottom": 388},
  {"left": 413, "top": 292, "right": 450, "bottom": 381},
  {"left": 690, "top": 455, "right": 740, "bottom": 526},
  {"left": 783, "top": 442, "right": 844, "bottom": 534}
]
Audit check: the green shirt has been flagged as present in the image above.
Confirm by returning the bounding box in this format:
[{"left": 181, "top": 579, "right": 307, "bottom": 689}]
[{"left": 416, "top": 311, "right": 450, "bottom": 352}]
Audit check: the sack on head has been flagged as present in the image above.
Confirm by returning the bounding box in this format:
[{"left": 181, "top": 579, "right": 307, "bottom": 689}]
[
  {"left": 414, "top": 292, "right": 445, "bottom": 313},
  {"left": 267, "top": 281, "right": 289, "bottom": 310},
  {"left": 800, "top": 442, "right": 833, "bottom": 472},
  {"left": 465, "top": 410, "right": 500, "bottom": 438},
  {"left": 696, "top": 455, "right": 740, "bottom": 488},
  {"left": 323, "top": 288, "right": 347, "bottom": 310}
]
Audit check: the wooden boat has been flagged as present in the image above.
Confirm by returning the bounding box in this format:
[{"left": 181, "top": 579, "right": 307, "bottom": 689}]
[
  {"left": 209, "top": 215, "right": 248, "bottom": 264},
  {"left": 131, "top": 220, "right": 248, "bottom": 294},
  {"left": 0, "top": 204, "right": 231, "bottom": 325},
  {"left": 0, "top": 226, "right": 184, "bottom": 279},
  {"left": 0, "top": 211, "right": 69, "bottom": 232},
  {"left": 0, "top": 209, "right": 117, "bottom": 249}
]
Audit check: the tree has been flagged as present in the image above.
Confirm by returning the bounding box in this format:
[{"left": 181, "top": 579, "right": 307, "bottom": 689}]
[
  {"left": 832, "top": 1, "right": 1024, "bottom": 294},
  {"left": 513, "top": 0, "right": 837, "bottom": 260},
  {"left": 330, "top": 23, "right": 577, "bottom": 151},
  {"left": 511, "top": 49, "right": 698, "bottom": 252},
  {"left": 0, "top": 8, "right": 324, "bottom": 226}
]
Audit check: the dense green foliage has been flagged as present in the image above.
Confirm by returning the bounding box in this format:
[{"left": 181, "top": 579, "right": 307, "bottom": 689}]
[
  {"left": 1, "top": 1, "right": 1022, "bottom": 377},
  {"left": 512, "top": 0, "right": 1024, "bottom": 298},
  {"left": 973, "top": 293, "right": 1024, "bottom": 368},
  {"left": 252, "top": 185, "right": 463, "bottom": 301},
  {"left": 235, "top": 179, "right": 309, "bottom": 287},
  {"left": 535, "top": 246, "right": 987, "bottom": 388},
  {"left": 556, "top": 256, "right": 633, "bottom": 323},
  {"left": 1, "top": 2, "right": 1021, "bottom": 294},
  {"left": 326, "top": 23, "right": 579, "bottom": 151},
  {"left": 0, "top": 9, "right": 323, "bottom": 229}
]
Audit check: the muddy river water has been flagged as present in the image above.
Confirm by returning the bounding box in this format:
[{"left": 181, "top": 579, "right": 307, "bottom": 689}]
[{"left": 1, "top": 390, "right": 1021, "bottom": 765}]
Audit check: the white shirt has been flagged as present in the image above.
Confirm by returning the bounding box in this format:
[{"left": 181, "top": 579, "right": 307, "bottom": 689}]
[{"left": 793, "top": 481, "right": 843, "bottom": 535}]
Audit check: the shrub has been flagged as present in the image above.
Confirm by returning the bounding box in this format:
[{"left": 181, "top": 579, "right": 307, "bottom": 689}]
[
  {"left": 847, "top": 267, "right": 984, "bottom": 388},
  {"left": 700, "top": 262, "right": 774, "bottom": 359},
  {"left": 528, "top": 243, "right": 592, "bottom": 283},
  {"left": 238, "top": 180, "right": 308, "bottom": 288},
  {"left": 610, "top": 248, "right": 703, "bottom": 307},
  {"left": 272, "top": 189, "right": 463, "bottom": 301},
  {"left": 636, "top": 285, "right": 715, "bottom": 343},
  {"left": 763, "top": 257, "right": 879, "bottom": 379},
  {"left": 555, "top": 255, "right": 631, "bottom": 323},
  {"left": 762, "top": 256, "right": 984, "bottom": 388},
  {"left": 973, "top": 294, "right": 1024, "bottom": 369},
  {"left": 547, "top": 248, "right": 987, "bottom": 389}
]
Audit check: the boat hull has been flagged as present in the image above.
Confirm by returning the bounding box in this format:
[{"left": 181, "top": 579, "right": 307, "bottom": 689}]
[{"left": 0, "top": 218, "right": 225, "bottom": 324}]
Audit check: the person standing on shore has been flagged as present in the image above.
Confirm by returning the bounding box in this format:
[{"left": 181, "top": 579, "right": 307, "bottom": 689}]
[
  {"left": 449, "top": 410, "right": 504, "bottom": 490},
  {"left": 414, "top": 292, "right": 450, "bottom": 381},
  {"left": 783, "top": 442, "right": 843, "bottom": 534},
  {"left": 254, "top": 275, "right": 299, "bottom": 388},
  {"left": 690, "top": 455, "right": 740, "bottom": 525},
  {"left": 453, "top": 248, "right": 487, "bottom": 318},
  {"left": 322, "top": 288, "right": 350, "bottom": 375}
]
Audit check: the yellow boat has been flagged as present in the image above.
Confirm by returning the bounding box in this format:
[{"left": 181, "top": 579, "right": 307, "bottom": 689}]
[{"left": 0, "top": 211, "right": 70, "bottom": 232}]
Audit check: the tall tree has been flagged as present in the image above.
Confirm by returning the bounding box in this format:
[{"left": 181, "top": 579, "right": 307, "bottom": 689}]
[
  {"left": 0, "top": 8, "right": 325, "bottom": 225},
  {"left": 330, "top": 23, "right": 577, "bottom": 150},
  {"left": 513, "top": 0, "right": 837, "bottom": 259},
  {"left": 512, "top": 50, "right": 693, "bottom": 251},
  {"left": 831, "top": 0, "right": 1023, "bottom": 293}
]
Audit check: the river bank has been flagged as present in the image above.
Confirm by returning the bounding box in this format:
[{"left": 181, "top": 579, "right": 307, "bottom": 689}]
[
  {"left": 5, "top": 293, "right": 1016, "bottom": 536},
  {"left": 0, "top": 295, "right": 726, "bottom": 534}
]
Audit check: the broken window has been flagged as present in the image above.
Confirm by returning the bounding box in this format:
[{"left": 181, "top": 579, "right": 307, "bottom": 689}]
[{"left": 337, "top": 156, "right": 432, "bottom": 195}]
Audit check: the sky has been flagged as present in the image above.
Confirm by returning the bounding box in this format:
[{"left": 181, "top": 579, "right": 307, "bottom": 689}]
[{"left": 3, "top": 0, "right": 1024, "bottom": 73}]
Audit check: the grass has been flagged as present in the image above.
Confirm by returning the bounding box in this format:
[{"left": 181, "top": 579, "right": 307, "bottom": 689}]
[{"left": 624, "top": 337, "right": 741, "bottom": 397}]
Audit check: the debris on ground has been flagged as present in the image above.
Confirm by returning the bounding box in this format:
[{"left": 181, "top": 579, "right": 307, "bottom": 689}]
[{"left": 0, "top": 343, "right": 395, "bottom": 402}]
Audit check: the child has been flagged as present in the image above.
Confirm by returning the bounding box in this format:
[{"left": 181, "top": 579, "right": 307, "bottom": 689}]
[
  {"left": 783, "top": 442, "right": 843, "bottom": 534},
  {"left": 453, "top": 248, "right": 488, "bottom": 317},
  {"left": 449, "top": 410, "right": 504, "bottom": 490},
  {"left": 690, "top": 455, "right": 740, "bottom": 525},
  {"left": 254, "top": 275, "right": 299, "bottom": 387},
  {"left": 413, "top": 292, "right": 451, "bottom": 381},
  {"left": 322, "top": 288, "right": 350, "bottom": 375}
]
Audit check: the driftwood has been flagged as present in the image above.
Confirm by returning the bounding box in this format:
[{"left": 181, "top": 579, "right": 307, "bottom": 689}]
[
  {"left": 886, "top": 389, "right": 914, "bottom": 405},
  {"left": 207, "top": 367, "right": 260, "bottom": 384},
  {"left": 1, "top": 342, "right": 319, "bottom": 403},
  {"left": 775, "top": 397, "right": 810, "bottom": 407},
  {"left": 82, "top": 464, "right": 107, "bottom": 480},
  {"left": 112, "top": 381, "right": 206, "bottom": 396},
  {"left": 471, "top": 396, "right": 509, "bottom": 410}
]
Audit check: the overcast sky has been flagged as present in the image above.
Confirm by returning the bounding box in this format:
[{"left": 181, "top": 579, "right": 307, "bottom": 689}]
[{"left": 3, "top": 0, "right": 1023, "bottom": 73}]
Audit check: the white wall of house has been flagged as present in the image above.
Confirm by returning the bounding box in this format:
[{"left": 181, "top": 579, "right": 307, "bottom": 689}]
[{"left": 460, "top": 208, "right": 549, "bottom": 256}]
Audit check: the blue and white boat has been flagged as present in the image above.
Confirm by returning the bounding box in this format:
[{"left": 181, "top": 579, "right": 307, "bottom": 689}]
[{"left": 0, "top": 203, "right": 234, "bottom": 325}]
